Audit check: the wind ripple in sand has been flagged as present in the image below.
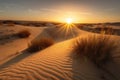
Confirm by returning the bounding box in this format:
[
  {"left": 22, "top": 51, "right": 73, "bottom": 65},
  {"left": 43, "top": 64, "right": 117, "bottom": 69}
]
[
  {"left": 0, "top": 40, "right": 114, "bottom": 80},
  {"left": 0, "top": 41, "right": 74, "bottom": 80}
]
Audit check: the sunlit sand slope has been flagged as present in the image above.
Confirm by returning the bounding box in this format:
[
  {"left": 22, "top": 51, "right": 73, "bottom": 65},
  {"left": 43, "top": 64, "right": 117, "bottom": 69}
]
[
  {"left": 0, "top": 25, "right": 120, "bottom": 80},
  {"left": 0, "top": 25, "right": 44, "bottom": 65},
  {"left": 1, "top": 38, "right": 120, "bottom": 80}
]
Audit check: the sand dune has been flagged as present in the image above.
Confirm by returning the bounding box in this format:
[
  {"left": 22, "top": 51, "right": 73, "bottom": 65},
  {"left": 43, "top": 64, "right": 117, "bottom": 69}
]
[
  {"left": 0, "top": 25, "right": 120, "bottom": 80},
  {"left": 0, "top": 37, "right": 120, "bottom": 80},
  {"left": 44, "top": 26, "right": 89, "bottom": 42},
  {"left": 0, "top": 25, "right": 44, "bottom": 65},
  {"left": 0, "top": 39, "right": 99, "bottom": 80}
]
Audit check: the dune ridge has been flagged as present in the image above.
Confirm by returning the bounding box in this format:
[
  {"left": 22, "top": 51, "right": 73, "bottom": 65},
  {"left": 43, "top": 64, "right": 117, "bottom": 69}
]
[
  {"left": 0, "top": 25, "right": 120, "bottom": 80},
  {"left": 0, "top": 39, "right": 106, "bottom": 80},
  {"left": 0, "top": 40, "right": 73, "bottom": 80}
]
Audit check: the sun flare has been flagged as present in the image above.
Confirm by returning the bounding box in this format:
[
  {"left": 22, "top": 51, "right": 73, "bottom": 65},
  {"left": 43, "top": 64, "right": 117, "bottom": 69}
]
[{"left": 66, "top": 18, "right": 73, "bottom": 24}]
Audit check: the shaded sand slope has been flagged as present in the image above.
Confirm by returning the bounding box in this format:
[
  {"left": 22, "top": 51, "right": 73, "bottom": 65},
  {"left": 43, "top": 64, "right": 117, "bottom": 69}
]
[
  {"left": 25, "top": 26, "right": 85, "bottom": 44},
  {"left": 0, "top": 26, "right": 87, "bottom": 71},
  {"left": 0, "top": 25, "right": 44, "bottom": 65},
  {"left": 44, "top": 26, "right": 88, "bottom": 42},
  {"left": 0, "top": 36, "right": 120, "bottom": 80}
]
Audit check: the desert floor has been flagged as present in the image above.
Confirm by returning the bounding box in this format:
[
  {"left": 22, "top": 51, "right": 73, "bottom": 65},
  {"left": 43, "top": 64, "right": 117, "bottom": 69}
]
[{"left": 0, "top": 24, "right": 120, "bottom": 80}]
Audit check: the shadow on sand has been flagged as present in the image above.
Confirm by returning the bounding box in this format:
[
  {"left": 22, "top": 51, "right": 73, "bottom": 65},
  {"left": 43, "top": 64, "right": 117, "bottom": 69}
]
[
  {"left": 71, "top": 53, "right": 120, "bottom": 80},
  {"left": 0, "top": 29, "right": 52, "bottom": 70}
]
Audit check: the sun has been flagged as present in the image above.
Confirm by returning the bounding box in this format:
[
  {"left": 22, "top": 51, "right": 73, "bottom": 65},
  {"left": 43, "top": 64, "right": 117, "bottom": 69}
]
[{"left": 66, "top": 18, "right": 73, "bottom": 24}]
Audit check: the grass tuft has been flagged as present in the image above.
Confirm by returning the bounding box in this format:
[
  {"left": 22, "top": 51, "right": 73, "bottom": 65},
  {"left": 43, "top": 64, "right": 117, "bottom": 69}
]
[
  {"left": 73, "top": 34, "right": 118, "bottom": 66},
  {"left": 28, "top": 37, "right": 54, "bottom": 52},
  {"left": 16, "top": 30, "right": 31, "bottom": 38}
]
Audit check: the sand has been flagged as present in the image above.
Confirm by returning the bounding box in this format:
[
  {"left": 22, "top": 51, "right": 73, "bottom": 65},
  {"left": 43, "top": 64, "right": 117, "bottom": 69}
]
[
  {"left": 0, "top": 24, "right": 120, "bottom": 80},
  {"left": 0, "top": 39, "right": 103, "bottom": 80},
  {"left": 0, "top": 25, "right": 44, "bottom": 65}
]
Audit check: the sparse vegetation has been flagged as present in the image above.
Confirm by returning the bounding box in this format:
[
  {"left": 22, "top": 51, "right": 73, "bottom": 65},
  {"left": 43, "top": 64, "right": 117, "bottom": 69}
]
[
  {"left": 97, "top": 26, "right": 114, "bottom": 35},
  {"left": 16, "top": 30, "right": 31, "bottom": 38},
  {"left": 27, "top": 37, "right": 54, "bottom": 52},
  {"left": 0, "top": 21, "right": 3, "bottom": 25},
  {"left": 73, "top": 34, "right": 118, "bottom": 66},
  {"left": 3, "top": 20, "right": 15, "bottom": 26}
]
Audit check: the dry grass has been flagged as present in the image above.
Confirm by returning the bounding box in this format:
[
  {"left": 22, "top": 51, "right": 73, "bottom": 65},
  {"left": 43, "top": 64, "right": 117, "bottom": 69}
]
[
  {"left": 16, "top": 30, "right": 31, "bottom": 38},
  {"left": 7, "top": 23, "right": 15, "bottom": 26},
  {"left": 73, "top": 34, "right": 118, "bottom": 66},
  {"left": 28, "top": 37, "right": 54, "bottom": 52},
  {"left": 0, "top": 22, "right": 3, "bottom": 25},
  {"left": 100, "top": 27, "right": 114, "bottom": 35}
]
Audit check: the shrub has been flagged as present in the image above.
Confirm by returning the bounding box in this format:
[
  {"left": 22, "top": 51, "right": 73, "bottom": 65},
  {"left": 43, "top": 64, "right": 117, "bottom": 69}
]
[
  {"left": 0, "top": 21, "right": 3, "bottom": 25},
  {"left": 3, "top": 20, "right": 15, "bottom": 26},
  {"left": 16, "top": 30, "right": 31, "bottom": 38},
  {"left": 28, "top": 37, "right": 54, "bottom": 52},
  {"left": 73, "top": 34, "right": 118, "bottom": 66},
  {"left": 100, "top": 27, "right": 114, "bottom": 35}
]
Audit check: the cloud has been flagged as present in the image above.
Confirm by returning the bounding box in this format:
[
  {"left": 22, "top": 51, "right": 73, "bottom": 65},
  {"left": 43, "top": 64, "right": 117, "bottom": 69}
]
[
  {"left": 27, "top": 8, "right": 44, "bottom": 15},
  {"left": 0, "top": 10, "right": 3, "bottom": 12},
  {"left": 105, "top": 8, "right": 115, "bottom": 11},
  {"left": 40, "top": 8, "right": 92, "bottom": 15},
  {"left": 104, "top": 8, "right": 120, "bottom": 12},
  {"left": 78, "top": 12, "right": 92, "bottom": 15},
  {"left": 27, "top": 8, "right": 92, "bottom": 17},
  {"left": 1, "top": 3, "right": 25, "bottom": 10},
  {"left": 28, "top": 9, "right": 41, "bottom": 13},
  {"left": 27, "top": 8, "right": 62, "bottom": 15},
  {"left": 40, "top": 8, "right": 61, "bottom": 13}
]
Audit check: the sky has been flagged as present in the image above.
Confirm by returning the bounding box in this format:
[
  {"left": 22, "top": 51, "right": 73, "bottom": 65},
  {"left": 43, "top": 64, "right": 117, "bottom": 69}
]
[{"left": 0, "top": 0, "right": 120, "bottom": 23}]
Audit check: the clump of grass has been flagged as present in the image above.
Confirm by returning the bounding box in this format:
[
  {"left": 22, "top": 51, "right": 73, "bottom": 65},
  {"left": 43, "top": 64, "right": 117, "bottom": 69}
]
[
  {"left": 28, "top": 37, "right": 54, "bottom": 52},
  {"left": 100, "top": 27, "right": 114, "bottom": 35},
  {"left": 73, "top": 34, "right": 118, "bottom": 66},
  {"left": 0, "top": 22, "right": 3, "bottom": 25},
  {"left": 16, "top": 30, "right": 31, "bottom": 38}
]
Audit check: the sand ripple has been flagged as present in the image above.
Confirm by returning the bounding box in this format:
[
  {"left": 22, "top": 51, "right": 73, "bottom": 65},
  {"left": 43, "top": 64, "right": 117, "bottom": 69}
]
[{"left": 0, "top": 40, "right": 119, "bottom": 80}]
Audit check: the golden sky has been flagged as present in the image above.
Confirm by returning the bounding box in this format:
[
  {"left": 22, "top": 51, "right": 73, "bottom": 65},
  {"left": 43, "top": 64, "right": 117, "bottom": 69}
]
[{"left": 0, "top": 0, "right": 120, "bottom": 23}]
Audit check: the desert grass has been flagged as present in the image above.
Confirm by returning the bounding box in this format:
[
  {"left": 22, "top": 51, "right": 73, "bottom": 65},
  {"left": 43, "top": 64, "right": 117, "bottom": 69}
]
[
  {"left": 73, "top": 34, "right": 118, "bottom": 66},
  {"left": 0, "top": 22, "right": 3, "bottom": 25},
  {"left": 5, "top": 22, "right": 15, "bottom": 26},
  {"left": 16, "top": 30, "right": 31, "bottom": 38},
  {"left": 100, "top": 27, "right": 114, "bottom": 35},
  {"left": 27, "top": 37, "right": 54, "bottom": 52}
]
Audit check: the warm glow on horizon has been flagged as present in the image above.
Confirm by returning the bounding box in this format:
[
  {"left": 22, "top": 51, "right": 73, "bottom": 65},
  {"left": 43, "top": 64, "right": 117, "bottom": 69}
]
[
  {"left": 0, "top": 0, "right": 119, "bottom": 23},
  {"left": 66, "top": 18, "right": 73, "bottom": 24}
]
